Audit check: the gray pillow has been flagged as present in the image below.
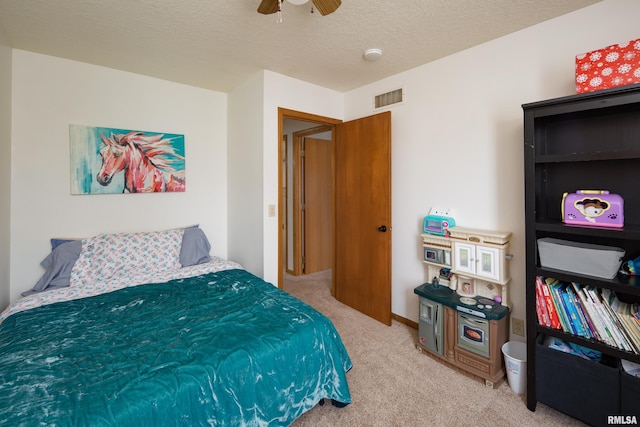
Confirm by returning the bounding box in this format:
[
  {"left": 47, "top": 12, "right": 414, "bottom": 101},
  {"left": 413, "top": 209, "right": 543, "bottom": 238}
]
[
  {"left": 180, "top": 227, "right": 211, "bottom": 267},
  {"left": 23, "top": 240, "right": 82, "bottom": 296}
]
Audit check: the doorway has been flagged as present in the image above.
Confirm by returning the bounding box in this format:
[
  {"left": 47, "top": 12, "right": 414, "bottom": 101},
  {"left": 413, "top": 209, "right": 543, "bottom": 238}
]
[
  {"left": 278, "top": 109, "right": 341, "bottom": 291},
  {"left": 283, "top": 121, "right": 335, "bottom": 277}
]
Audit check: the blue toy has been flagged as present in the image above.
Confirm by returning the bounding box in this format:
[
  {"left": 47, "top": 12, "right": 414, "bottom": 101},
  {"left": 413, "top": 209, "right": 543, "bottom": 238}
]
[{"left": 626, "top": 256, "right": 640, "bottom": 275}]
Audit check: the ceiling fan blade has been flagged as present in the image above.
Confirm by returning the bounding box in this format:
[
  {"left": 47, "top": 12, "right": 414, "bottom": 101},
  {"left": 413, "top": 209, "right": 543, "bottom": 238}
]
[
  {"left": 257, "top": 0, "right": 279, "bottom": 15},
  {"left": 311, "top": 0, "right": 341, "bottom": 16}
]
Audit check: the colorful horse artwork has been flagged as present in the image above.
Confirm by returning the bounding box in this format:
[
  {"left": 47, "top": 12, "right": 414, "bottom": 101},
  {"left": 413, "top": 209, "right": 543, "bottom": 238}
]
[{"left": 96, "top": 131, "right": 185, "bottom": 193}]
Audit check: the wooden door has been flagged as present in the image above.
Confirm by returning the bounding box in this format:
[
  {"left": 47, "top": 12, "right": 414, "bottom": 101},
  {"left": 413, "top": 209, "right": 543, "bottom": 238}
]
[
  {"left": 304, "top": 137, "right": 332, "bottom": 273},
  {"left": 334, "top": 111, "right": 392, "bottom": 325}
]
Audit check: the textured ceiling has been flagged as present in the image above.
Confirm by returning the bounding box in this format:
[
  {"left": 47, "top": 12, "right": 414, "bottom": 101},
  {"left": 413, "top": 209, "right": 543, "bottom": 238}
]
[{"left": 0, "top": 0, "right": 601, "bottom": 92}]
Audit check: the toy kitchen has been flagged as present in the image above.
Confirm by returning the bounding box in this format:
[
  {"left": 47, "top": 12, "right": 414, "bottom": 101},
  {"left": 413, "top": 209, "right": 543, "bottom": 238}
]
[{"left": 414, "top": 211, "right": 512, "bottom": 388}]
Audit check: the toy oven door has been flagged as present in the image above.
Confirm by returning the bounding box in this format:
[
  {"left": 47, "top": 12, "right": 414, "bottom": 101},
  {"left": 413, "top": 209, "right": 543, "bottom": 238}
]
[{"left": 457, "top": 313, "right": 490, "bottom": 358}]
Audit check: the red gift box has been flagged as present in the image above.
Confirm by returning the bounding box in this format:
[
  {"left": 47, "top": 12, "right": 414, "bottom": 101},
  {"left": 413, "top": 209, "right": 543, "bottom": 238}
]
[{"left": 575, "top": 38, "right": 640, "bottom": 93}]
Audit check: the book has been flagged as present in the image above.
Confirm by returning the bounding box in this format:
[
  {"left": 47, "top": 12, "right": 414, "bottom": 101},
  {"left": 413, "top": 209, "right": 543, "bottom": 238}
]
[
  {"left": 571, "top": 282, "right": 606, "bottom": 343},
  {"left": 538, "top": 277, "right": 561, "bottom": 329},
  {"left": 596, "top": 288, "right": 633, "bottom": 351},
  {"left": 632, "top": 303, "right": 640, "bottom": 328},
  {"left": 565, "top": 284, "right": 594, "bottom": 339},
  {"left": 560, "top": 284, "right": 586, "bottom": 337},
  {"left": 628, "top": 302, "right": 640, "bottom": 352},
  {"left": 607, "top": 291, "right": 640, "bottom": 354},
  {"left": 619, "top": 310, "right": 640, "bottom": 354},
  {"left": 584, "top": 286, "right": 620, "bottom": 349},
  {"left": 547, "top": 280, "right": 574, "bottom": 334},
  {"left": 535, "top": 292, "right": 549, "bottom": 326},
  {"left": 595, "top": 287, "right": 630, "bottom": 350},
  {"left": 534, "top": 276, "right": 551, "bottom": 327},
  {"left": 603, "top": 289, "right": 638, "bottom": 353}
]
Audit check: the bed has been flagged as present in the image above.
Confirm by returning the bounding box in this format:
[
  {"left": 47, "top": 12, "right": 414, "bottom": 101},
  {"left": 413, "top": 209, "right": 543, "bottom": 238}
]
[{"left": 0, "top": 227, "right": 352, "bottom": 426}]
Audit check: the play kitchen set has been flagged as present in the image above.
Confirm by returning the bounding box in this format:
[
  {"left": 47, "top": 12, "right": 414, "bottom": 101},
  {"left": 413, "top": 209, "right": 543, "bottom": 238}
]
[{"left": 414, "top": 209, "right": 513, "bottom": 388}]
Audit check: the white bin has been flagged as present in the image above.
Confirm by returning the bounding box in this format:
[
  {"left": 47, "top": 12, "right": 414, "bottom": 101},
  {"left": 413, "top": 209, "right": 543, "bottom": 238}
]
[
  {"left": 502, "top": 341, "right": 527, "bottom": 395},
  {"left": 537, "top": 238, "right": 624, "bottom": 279}
]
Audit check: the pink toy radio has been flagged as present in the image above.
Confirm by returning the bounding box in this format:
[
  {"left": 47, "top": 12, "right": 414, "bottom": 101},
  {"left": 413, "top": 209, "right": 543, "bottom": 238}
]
[{"left": 562, "top": 190, "right": 624, "bottom": 228}]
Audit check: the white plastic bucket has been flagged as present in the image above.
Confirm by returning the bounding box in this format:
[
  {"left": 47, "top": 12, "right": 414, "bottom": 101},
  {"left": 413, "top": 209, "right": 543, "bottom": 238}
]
[{"left": 502, "top": 341, "right": 527, "bottom": 394}]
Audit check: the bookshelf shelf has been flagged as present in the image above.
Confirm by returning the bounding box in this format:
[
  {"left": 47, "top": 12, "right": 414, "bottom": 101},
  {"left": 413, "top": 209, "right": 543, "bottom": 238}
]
[
  {"left": 536, "top": 325, "right": 640, "bottom": 364},
  {"left": 524, "top": 85, "right": 640, "bottom": 425},
  {"left": 535, "top": 267, "right": 640, "bottom": 296},
  {"left": 535, "top": 220, "right": 640, "bottom": 242},
  {"left": 534, "top": 151, "right": 640, "bottom": 164}
]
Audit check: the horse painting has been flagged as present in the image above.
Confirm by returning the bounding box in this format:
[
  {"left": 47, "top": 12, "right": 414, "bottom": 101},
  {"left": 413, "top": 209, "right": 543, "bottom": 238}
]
[{"left": 96, "top": 131, "right": 185, "bottom": 193}]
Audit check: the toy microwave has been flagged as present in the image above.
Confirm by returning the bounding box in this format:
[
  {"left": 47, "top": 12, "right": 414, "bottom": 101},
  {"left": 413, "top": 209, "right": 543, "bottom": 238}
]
[
  {"left": 423, "top": 215, "right": 456, "bottom": 236},
  {"left": 562, "top": 190, "right": 624, "bottom": 228}
]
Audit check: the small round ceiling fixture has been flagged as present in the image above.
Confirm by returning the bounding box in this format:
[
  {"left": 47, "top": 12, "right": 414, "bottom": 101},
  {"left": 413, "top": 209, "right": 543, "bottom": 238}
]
[{"left": 363, "top": 48, "right": 383, "bottom": 61}]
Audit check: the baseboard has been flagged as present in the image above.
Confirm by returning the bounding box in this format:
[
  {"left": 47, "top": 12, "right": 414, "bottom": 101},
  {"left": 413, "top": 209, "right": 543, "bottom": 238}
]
[{"left": 392, "top": 313, "right": 418, "bottom": 329}]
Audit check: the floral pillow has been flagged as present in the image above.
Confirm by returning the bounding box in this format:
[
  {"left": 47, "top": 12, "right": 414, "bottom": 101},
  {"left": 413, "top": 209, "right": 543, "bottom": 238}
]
[{"left": 70, "top": 229, "right": 184, "bottom": 287}]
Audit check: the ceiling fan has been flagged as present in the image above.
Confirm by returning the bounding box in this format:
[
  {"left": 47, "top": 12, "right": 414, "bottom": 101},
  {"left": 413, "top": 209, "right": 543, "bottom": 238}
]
[{"left": 257, "top": 0, "right": 342, "bottom": 16}]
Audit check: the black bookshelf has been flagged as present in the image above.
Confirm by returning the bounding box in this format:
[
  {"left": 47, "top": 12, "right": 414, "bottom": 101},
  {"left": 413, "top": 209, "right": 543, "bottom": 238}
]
[{"left": 523, "top": 84, "right": 640, "bottom": 420}]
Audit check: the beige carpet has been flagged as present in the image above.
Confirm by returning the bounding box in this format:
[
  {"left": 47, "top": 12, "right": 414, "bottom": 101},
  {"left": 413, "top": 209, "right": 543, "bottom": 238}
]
[{"left": 284, "top": 270, "right": 586, "bottom": 427}]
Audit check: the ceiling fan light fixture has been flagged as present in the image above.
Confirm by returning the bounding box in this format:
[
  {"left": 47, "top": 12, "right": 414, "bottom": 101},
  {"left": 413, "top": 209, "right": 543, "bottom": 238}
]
[
  {"left": 258, "top": 0, "right": 341, "bottom": 17},
  {"left": 364, "top": 48, "right": 383, "bottom": 61}
]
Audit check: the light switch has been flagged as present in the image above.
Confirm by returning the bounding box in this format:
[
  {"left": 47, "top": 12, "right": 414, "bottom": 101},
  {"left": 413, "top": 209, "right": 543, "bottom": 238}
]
[{"left": 268, "top": 204, "right": 276, "bottom": 217}]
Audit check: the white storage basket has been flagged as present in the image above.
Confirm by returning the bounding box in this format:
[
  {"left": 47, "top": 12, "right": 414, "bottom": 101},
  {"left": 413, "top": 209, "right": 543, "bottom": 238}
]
[{"left": 537, "top": 238, "right": 625, "bottom": 279}]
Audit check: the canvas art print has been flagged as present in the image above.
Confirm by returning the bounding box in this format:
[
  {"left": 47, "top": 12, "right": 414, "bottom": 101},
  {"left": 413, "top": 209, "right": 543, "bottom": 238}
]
[{"left": 70, "top": 125, "right": 185, "bottom": 194}]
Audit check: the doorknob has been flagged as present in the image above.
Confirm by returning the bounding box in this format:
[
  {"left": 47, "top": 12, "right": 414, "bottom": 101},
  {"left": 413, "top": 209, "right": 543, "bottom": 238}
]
[{"left": 378, "top": 225, "right": 387, "bottom": 232}]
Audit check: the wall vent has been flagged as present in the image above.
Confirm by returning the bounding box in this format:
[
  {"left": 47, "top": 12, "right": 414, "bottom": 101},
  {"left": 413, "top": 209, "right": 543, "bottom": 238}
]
[{"left": 374, "top": 88, "right": 404, "bottom": 110}]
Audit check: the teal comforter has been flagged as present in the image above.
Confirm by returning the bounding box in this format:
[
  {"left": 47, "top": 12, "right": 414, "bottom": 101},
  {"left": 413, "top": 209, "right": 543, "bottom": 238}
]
[{"left": 0, "top": 269, "right": 352, "bottom": 426}]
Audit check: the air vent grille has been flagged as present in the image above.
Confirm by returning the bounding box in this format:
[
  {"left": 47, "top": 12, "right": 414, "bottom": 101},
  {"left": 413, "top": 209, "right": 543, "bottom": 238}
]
[{"left": 374, "top": 88, "right": 404, "bottom": 109}]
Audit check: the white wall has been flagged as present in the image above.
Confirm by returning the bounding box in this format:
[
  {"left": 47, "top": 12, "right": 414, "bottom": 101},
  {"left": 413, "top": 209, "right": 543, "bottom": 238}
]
[
  {"left": 343, "top": 0, "right": 640, "bottom": 338},
  {"left": 0, "top": 28, "right": 11, "bottom": 310},
  {"left": 9, "top": 51, "right": 228, "bottom": 302},
  {"left": 227, "top": 72, "right": 265, "bottom": 276}
]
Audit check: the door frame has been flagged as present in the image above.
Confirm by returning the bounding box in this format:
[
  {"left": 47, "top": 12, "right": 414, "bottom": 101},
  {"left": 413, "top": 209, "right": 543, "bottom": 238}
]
[{"left": 278, "top": 108, "right": 342, "bottom": 290}]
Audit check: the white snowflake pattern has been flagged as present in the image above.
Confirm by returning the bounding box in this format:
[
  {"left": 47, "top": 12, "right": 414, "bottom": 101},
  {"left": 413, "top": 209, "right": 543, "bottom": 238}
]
[
  {"left": 634, "top": 40, "right": 640, "bottom": 50},
  {"left": 602, "top": 68, "right": 613, "bottom": 76},
  {"left": 623, "top": 51, "right": 636, "bottom": 61},
  {"left": 605, "top": 52, "right": 620, "bottom": 62},
  {"left": 612, "top": 76, "right": 624, "bottom": 85},
  {"left": 576, "top": 74, "right": 588, "bottom": 83},
  {"left": 589, "top": 77, "right": 603, "bottom": 87},
  {"left": 589, "top": 51, "right": 602, "bottom": 61},
  {"left": 580, "top": 62, "right": 592, "bottom": 71},
  {"left": 618, "top": 63, "right": 632, "bottom": 74},
  {"left": 634, "top": 68, "right": 640, "bottom": 78}
]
